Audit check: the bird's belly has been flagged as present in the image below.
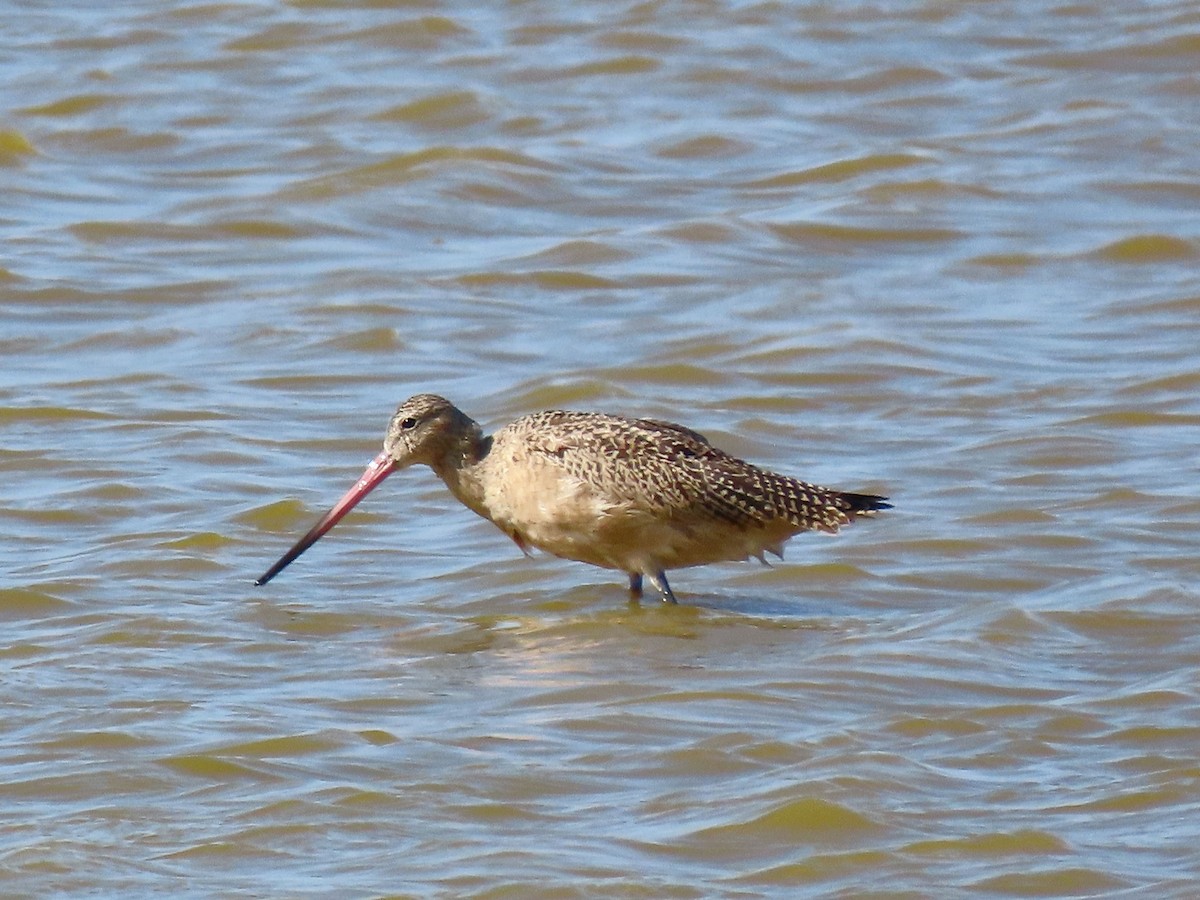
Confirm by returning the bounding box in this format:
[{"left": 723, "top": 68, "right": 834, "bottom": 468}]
[
  {"left": 474, "top": 456, "right": 798, "bottom": 574},
  {"left": 506, "top": 501, "right": 797, "bottom": 574},
  {"left": 488, "top": 480, "right": 621, "bottom": 569}
]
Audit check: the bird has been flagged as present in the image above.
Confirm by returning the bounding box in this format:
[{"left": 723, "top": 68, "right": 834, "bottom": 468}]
[{"left": 255, "top": 394, "right": 890, "bottom": 602}]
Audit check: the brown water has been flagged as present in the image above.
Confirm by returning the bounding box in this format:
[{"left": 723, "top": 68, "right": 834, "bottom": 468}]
[{"left": 3, "top": 1, "right": 1199, "bottom": 896}]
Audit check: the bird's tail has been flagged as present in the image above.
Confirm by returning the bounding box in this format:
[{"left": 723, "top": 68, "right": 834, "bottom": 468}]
[{"left": 841, "top": 492, "right": 892, "bottom": 514}]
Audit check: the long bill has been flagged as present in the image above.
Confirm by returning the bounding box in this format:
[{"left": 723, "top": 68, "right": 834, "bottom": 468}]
[{"left": 255, "top": 449, "right": 397, "bottom": 586}]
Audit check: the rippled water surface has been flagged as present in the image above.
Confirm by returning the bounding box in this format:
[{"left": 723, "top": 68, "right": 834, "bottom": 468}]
[{"left": 3, "top": 0, "right": 1199, "bottom": 895}]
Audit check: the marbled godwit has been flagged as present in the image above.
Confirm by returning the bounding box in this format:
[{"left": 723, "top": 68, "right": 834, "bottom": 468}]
[{"left": 255, "top": 394, "right": 890, "bottom": 602}]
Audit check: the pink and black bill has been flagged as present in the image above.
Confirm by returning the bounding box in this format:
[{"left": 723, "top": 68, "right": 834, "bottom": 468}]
[{"left": 254, "top": 450, "right": 396, "bottom": 585}]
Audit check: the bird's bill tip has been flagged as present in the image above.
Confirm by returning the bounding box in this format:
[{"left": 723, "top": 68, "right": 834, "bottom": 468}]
[{"left": 254, "top": 449, "right": 397, "bottom": 585}]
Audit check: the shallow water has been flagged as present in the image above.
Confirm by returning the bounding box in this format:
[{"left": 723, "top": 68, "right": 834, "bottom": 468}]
[{"left": 3, "top": 0, "right": 1199, "bottom": 895}]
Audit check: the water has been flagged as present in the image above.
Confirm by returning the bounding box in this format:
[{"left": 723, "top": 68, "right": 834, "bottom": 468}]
[{"left": 3, "top": 0, "right": 1199, "bottom": 895}]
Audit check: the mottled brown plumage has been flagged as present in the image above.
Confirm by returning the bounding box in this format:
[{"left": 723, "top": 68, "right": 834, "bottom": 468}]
[{"left": 256, "top": 393, "right": 890, "bottom": 602}]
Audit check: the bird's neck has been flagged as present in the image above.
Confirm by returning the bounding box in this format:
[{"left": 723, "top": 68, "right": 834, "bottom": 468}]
[{"left": 430, "top": 427, "right": 494, "bottom": 520}]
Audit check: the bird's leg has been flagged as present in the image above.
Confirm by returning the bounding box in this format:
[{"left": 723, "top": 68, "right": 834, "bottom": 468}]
[
  {"left": 645, "top": 570, "right": 678, "bottom": 604},
  {"left": 627, "top": 572, "right": 643, "bottom": 599}
]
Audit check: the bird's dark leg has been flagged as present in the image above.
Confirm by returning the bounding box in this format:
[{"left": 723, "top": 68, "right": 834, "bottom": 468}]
[
  {"left": 646, "top": 570, "right": 678, "bottom": 604},
  {"left": 627, "top": 572, "right": 643, "bottom": 600}
]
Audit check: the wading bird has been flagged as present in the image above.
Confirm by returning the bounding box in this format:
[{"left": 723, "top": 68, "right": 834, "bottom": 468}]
[{"left": 256, "top": 394, "right": 890, "bottom": 602}]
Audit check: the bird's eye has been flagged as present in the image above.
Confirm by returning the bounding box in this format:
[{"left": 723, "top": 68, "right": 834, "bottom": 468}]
[{"left": 399, "top": 416, "right": 417, "bottom": 430}]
